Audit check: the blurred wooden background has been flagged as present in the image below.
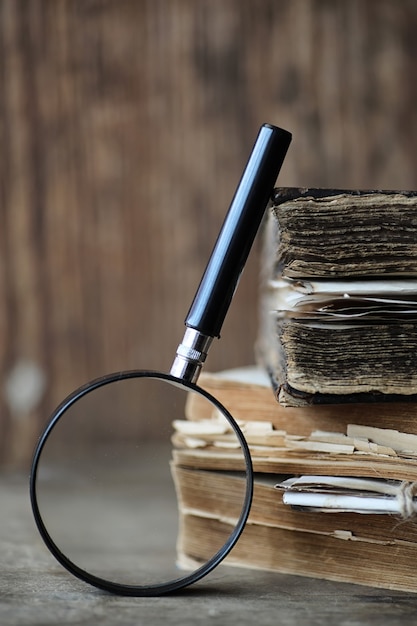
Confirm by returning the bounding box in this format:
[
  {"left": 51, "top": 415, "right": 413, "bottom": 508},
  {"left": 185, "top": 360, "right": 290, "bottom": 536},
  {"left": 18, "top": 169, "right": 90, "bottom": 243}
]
[{"left": 1, "top": 0, "right": 417, "bottom": 466}]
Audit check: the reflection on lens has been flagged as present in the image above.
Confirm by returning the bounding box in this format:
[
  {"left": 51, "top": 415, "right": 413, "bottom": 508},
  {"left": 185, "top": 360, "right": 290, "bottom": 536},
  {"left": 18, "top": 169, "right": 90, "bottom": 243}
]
[{"left": 30, "top": 372, "right": 252, "bottom": 595}]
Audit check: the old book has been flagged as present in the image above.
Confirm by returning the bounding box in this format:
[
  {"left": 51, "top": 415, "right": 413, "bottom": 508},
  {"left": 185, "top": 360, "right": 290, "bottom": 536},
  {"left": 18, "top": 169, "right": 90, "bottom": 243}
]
[
  {"left": 171, "top": 367, "right": 417, "bottom": 592},
  {"left": 172, "top": 462, "right": 417, "bottom": 593},
  {"left": 257, "top": 187, "right": 417, "bottom": 406},
  {"left": 173, "top": 413, "right": 417, "bottom": 481},
  {"left": 173, "top": 470, "right": 417, "bottom": 593},
  {"left": 266, "top": 188, "right": 417, "bottom": 279},
  {"left": 178, "top": 367, "right": 417, "bottom": 484},
  {"left": 189, "top": 367, "right": 417, "bottom": 436}
]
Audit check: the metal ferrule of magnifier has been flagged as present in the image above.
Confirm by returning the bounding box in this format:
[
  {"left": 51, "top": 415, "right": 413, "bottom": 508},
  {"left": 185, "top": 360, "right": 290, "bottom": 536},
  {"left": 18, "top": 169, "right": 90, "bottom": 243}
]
[{"left": 170, "top": 328, "right": 213, "bottom": 383}]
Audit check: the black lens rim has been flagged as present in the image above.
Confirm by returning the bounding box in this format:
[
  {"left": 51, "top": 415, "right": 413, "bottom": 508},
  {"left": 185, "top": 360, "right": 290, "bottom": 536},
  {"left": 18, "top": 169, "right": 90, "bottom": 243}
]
[{"left": 29, "top": 369, "right": 254, "bottom": 597}]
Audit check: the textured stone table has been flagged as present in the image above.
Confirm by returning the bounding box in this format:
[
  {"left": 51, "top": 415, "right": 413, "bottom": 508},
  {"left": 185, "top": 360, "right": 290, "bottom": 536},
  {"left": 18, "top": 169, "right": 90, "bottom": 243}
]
[{"left": 1, "top": 470, "right": 417, "bottom": 626}]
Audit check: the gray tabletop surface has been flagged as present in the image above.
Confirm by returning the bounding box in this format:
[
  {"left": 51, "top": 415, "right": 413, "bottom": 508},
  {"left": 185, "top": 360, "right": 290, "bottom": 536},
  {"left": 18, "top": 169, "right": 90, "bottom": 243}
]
[{"left": 2, "top": 468, "right": 417, "bottom": 626}]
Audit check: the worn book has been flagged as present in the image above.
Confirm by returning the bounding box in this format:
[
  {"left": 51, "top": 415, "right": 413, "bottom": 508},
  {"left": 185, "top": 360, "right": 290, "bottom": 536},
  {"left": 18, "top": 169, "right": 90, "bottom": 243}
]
[
  {"left": 171, "top": 367, "right": 417, "bottom": 592},
  {"left": 189, "top": 367, "right": 417, "bottom": 436},
  {"left": 174, "top": 395, "right": 417, "bottom": 482},
  {"left": 172, "top": 465, "right": 417, "bottom": 593},
  {"left": 257, "top": 187, "right": 417, "bottom": 406}
]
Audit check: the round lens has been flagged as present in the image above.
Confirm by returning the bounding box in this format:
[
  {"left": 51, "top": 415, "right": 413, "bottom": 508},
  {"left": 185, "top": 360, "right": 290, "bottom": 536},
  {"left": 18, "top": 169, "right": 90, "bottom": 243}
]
[{"left": 30, "top": 372, "right": 252, "bottom": 595}]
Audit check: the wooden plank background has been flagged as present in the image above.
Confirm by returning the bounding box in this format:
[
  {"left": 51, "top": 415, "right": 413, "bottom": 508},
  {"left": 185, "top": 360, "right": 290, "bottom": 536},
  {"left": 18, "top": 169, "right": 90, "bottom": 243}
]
[{"left": 1, "top": 0, "right": 417, "bottom": 467}]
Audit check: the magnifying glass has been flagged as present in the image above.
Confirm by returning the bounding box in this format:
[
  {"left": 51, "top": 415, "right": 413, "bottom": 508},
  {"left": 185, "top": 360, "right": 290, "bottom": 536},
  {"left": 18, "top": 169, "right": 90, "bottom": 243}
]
[{"left": 30, "top": 123, "right": 292, "bottom": 596}]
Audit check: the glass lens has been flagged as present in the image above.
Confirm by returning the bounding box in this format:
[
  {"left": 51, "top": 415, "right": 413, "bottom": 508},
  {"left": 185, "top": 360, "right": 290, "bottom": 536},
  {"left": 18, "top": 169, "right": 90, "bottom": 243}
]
[{"left": 30, "top": 372, "right": 252, "bottom": 595}]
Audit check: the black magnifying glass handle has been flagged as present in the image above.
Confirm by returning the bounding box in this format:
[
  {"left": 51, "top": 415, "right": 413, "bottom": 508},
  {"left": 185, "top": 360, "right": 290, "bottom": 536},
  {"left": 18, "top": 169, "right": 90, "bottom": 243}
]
[{"left": 170, "top": 123, "right": 292, "bottom": 383}]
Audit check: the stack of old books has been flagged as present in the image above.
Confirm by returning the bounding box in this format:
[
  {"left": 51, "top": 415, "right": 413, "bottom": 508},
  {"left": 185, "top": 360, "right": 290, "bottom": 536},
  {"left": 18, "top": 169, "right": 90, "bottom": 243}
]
[{"left": 171, "top": 188, "right": 417, "bottom": 593}]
